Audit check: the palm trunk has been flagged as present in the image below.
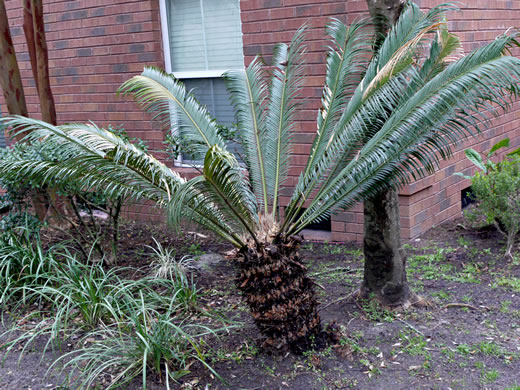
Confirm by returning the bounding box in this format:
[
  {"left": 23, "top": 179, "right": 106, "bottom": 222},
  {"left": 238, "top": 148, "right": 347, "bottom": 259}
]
[
  {"left": 236, "top": 236, "right": 324, "bottom": 353},
  {"left": 362, "top": 0, "right": 412, "bottom": 306}
]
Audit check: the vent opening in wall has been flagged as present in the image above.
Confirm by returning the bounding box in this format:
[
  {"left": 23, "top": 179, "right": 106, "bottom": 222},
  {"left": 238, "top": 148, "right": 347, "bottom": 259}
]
[
  {"left": 291, "top": 208, "right": 332, "bottom": 232},
  {"left": 461, "top": 187, "right": 475, "bottom": 209}
]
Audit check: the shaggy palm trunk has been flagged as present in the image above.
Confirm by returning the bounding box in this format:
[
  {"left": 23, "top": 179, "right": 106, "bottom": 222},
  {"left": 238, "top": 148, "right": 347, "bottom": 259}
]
[
  {"left": 362, "top": 0, "right": 412, "bottom": 306},
  {"left": 236, "top": 235, "right": 324, "bottom": 353}
]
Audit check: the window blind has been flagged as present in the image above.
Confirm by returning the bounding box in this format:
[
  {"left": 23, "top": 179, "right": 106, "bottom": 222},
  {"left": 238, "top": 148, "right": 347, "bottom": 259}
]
[{"left": 166, "top": 0, "right": 244, "bottom": 72}]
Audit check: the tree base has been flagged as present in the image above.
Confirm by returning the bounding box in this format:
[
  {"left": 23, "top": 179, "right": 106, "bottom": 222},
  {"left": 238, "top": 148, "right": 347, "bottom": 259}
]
[
  {"left": 355, "top": 286, "right": 428, "bottom": 310},
  {"left": 235, "top": 236, "right": 325, "bottom": 354}
]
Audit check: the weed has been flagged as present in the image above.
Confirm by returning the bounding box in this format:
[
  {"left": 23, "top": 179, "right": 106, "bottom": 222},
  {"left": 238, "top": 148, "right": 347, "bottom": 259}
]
[
  {"left": 492, "top": 276, "right": 520, "bottom": 292},
  {"left": 360, "top": 299, "right": 394, "bottom": 322},
  {"left": 456, "top": 344, "right": 471, "bottom": 355},
  {"left": 475, "top": 341, "right": 503, "bottom": 357},
  {"left": 483, "top": 368, "right": 499, "bottom": 383},
  {"left": 187, "top": 243, "right": 204, "bottom": 256},
  {"left": 501, "top": 300, "right": 513, "bottom": 313},
  {"left": 431, "top": 290, "right": 451, "bottom": 301}
]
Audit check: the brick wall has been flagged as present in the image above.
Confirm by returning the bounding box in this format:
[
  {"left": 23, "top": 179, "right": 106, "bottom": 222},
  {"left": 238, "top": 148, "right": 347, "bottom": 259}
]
[
  {"left": 1, "top": 0, "right": 164, "bottom": 147},
  {"left": 240, "top": 0, "right": 520, "bottom": 241},
  {"left": 1, "top": 0, "right": 519, "bottom": 241}
]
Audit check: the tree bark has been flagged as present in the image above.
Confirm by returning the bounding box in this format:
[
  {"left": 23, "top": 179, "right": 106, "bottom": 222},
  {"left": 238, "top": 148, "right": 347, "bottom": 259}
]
[
  {"left": 0, "top": 0, "right": 48, "bottom": 220},
  {"left": 236, "top": 236, "right": 326, "bottom": 354},
  {"left": 361, "top": 189, "right": 411, "bottom": 305},
  {"left": 0, "top": 0, "right": 29, "bottom": 129},
  {"left": 24, "top": 0, "right": 56, "bottom": 126},
  {"left": 361, "top": 0, "right": 412, "bottom": 306}
]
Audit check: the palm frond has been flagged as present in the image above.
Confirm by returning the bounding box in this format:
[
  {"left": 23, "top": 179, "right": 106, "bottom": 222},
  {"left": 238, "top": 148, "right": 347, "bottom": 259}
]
[
  {"left": 224, "top": 58, "right": 270, "bottom": 213},
  {"left": 287, "top": 32, "right": 520, "bottom": 234},
  {"left": 169, "top": 145, "right": 258, "bottom": 245},
  {"left": 282, "top": 19, "right": 371, "bottom": 227},
  {"left": 118, "top": 66, "right": 226, "bottom": 160},
  {"left": 0, "top": 117, "right": 183, "bottom": 205},
  {"left": 265, "top": 26, "right": 307, "bottom": 218}
]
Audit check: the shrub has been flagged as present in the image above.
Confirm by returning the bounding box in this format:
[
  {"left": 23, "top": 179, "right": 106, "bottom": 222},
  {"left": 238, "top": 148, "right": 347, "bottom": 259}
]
[
  {"left": 458, "top": 138, "right": 520, "bottom": 258},
  {"left": 0, "top": 127, "right": 138, "bottom": 263}
]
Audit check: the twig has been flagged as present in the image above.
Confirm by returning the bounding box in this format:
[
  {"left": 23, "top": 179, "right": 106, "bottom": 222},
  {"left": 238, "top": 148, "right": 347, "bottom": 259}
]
[
  {"left": 396, "top": 318, "right": 424, "bottom": 337},
  {"left": 311, "top": 267, "right": 354, "bottom": 277},
  {"left": 319, "top": 290, "right": 358, "bottom": 311},
  {"left": 313, "top": 281, "right": 326, "bottom": 291},
  {"left": 319, "top": 296, "right": 353, "bottom": 311},
  {"left": 443, "top": 303, "right": 481, "bottom": 311}
]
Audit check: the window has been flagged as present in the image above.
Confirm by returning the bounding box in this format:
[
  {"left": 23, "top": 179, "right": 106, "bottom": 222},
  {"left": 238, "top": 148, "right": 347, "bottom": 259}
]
[{"left": 159, "top": 0, "right": 244, "bottom": 163}]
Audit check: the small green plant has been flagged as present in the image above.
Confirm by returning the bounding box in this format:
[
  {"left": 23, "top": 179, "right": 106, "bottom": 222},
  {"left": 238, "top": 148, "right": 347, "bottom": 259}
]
[
  {"left": 457, "top": 138, "right": 520, "bottom": 259},
  {"left": 456, "top": 343, "right": 470, "bottom": 355},
  {"left": 148, "top": 238, "right": 194, "bottom": 278},
  {"left": 492, "top": 276, "right": 520, "bottom": 292},
  {"left": 360, "top": 299, "right": 394, "bottom": 322},
  {"left": 475, "top": 341, "right": 504, "bottom": 357}
]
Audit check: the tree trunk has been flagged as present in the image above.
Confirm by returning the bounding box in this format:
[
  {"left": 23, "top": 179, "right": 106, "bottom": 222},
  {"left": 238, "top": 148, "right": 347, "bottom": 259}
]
[
  {"left": 23, "top": 0, "right": 72, "bottom": 225},
  {"left": 0, "top": 0, "right": 29, "bottom": 130},
  {"left": 0, "top": 0, "right": 48, "bottom": 220},
  {"left": 361, "top": 189, "right": 411, "bottom": 305},
  {"left": 362, "top": 0, "right": 412, "bottom": 306},
  {"left": 236, "top": 236, "right": 325, "bottom": 353},
  {"left": 24, "top": 0, "right": 56, "bottom": 126}
]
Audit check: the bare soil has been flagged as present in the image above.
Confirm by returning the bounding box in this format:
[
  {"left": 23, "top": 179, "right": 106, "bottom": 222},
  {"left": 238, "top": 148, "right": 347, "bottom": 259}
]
[{"left": 1, "top": 217, "right": 520, "bottom": 389}]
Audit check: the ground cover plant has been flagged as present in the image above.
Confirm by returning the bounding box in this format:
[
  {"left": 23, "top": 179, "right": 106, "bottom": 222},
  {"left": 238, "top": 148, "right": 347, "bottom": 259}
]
[
  {"left": 0, "top": 222, "right": 227, "bottom": 389},
  {"left": 2, "top": 2, "right": 520, "bottom": 356}
]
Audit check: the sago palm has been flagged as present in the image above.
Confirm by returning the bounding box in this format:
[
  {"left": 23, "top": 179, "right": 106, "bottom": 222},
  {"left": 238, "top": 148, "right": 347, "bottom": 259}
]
[{"left": 2, "top": 3, "right": 520, "bottom": 352}]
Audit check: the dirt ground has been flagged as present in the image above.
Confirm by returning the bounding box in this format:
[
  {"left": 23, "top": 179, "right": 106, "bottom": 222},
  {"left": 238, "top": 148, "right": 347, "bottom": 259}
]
[{"left": 1, "top": 216, "right": 520, "bottom": 390}]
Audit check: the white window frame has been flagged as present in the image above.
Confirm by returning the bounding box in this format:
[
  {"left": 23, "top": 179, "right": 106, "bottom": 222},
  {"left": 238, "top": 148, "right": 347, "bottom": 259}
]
[{"left": 158, "top": 0, "right": 244, "bottom": 167}]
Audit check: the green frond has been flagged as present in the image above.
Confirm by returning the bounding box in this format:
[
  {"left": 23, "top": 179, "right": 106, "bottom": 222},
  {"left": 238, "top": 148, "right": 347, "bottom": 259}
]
[
  {"left": 169, "top": 145, "right": 258, "bottom": 245},
  {"left": 265, "top": 26, "right": 307, "bottom": 218},
  {"left": 283, "top": 19, "right": 371, "bottom": 227},
  {"left": 118, "top": 66, "right": 226, "bottom": 160},
  {"left": 285, "top": 4, "right": 449, "bottom": 223},
  {"left": 224, "top": 57, "right": 270, "bottom": 213},
  {"left": 287, "top": 32, "right": 520, "bottom": 235},
  {"left": 0, "top": 117, "right": 183, "bottom": 206}
]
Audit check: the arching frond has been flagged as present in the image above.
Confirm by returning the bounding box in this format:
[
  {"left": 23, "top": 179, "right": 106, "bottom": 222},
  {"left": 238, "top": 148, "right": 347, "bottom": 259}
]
[
  {"left": 118, "top": 66, "right": 226, "bottom": 160},
  {"left": 0, "top": 117, "right": 183, "bottom": 205},
  {"left": 284, "top": 3, "right": 452, "bottom": 228},
  {"left": 169, "top": 145, "right": 258, "bottom": 245},
  {"left": 287, "top": 32, "right": 520, "bottom": 235}
]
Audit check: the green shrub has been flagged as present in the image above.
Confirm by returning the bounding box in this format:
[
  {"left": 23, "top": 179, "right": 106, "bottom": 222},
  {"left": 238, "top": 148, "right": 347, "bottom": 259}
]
[{"left": 458, "top": 138, "right": 520, "bottom": 258}]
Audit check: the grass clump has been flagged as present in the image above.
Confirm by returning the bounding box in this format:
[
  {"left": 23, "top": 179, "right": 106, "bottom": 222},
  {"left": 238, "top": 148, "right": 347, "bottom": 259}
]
[{"left": 0, "top": 229, "right": 225, "bottom": 389}]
